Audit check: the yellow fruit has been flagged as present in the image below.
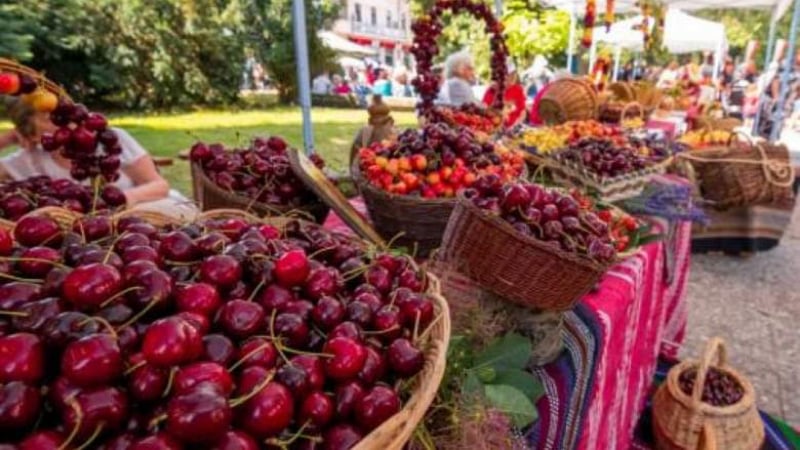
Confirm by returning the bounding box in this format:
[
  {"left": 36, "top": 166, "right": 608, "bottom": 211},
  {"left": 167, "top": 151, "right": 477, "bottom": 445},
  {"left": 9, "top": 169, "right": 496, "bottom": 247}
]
[{"left": 29, "top": 89, "right": 59, "bottom": 113}]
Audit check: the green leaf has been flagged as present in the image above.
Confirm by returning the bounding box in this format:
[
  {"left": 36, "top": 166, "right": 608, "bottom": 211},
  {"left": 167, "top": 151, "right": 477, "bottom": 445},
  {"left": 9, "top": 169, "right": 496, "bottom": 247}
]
[
  {"left": 476, "top": 366, "right": 497, "bottom": 383},
  {"left": 490, "top": 369, "right": 545, "bottom": 401},
  {"left": 636, "top": 233, "right": 665, "bottom": 247},
  {"left": 472, "top": 333, "right": 531, "bottom": 371},
  {"left": 484, "top": 384, "right": 539, "bottom": 428},
  {"left": 463, "top": 371, "right": 482, "bottom": 395}
]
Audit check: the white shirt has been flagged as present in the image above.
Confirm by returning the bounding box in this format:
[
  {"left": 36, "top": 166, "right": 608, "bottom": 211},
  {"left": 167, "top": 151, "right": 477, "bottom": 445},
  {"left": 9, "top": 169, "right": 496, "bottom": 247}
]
[
  {"left": 312, "top": 75, "right": 332, "bottom": 95},
  {"left": 437, "top": 78, "right": 477, "bottom": 107}
]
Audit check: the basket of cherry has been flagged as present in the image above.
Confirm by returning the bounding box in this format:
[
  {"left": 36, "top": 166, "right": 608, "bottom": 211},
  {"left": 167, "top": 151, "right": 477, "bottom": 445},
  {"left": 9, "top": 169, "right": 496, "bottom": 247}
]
[
  {"left": 189, "top": 136, "right": 330, "bottom": 223},
  {"left": 440, "top": 178, "right": 649, "bottom": 311},
  {"left": 0, "top": 207, "right": 450, "bottom": 449},
  {"left": 433, "top": 103, "right": 503, "bottom": 136},
  {"left": 548, "top": 137, "right": 673, "bottom": 202},
  {"left": 353, "top": 123, "right": 525, "bottom": 256}
]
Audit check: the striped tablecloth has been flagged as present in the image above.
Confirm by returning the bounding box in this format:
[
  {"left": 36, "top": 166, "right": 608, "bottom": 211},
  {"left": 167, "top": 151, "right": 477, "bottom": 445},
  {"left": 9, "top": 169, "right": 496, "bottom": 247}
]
[{"left": 322, "top": 198, "right": 692, "bottom": 450}]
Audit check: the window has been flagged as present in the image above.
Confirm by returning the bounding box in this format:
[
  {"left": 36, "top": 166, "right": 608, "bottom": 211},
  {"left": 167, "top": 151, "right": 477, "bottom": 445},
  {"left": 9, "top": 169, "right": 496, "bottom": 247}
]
[
  {"left": 354, "top": 3, "right": 362, "bottom": 22},
  {"left": 370, "top": 6, "right": 377, "bottom": 26},
  {"left": 387, "top": 10, "right": 392, "bottom": 28}
]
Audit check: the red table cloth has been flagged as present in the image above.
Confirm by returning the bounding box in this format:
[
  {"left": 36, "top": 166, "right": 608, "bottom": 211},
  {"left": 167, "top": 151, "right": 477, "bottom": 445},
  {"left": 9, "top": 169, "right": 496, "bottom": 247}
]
[{"left": 322, "top": 198, "right": 692, "bottom": 450}]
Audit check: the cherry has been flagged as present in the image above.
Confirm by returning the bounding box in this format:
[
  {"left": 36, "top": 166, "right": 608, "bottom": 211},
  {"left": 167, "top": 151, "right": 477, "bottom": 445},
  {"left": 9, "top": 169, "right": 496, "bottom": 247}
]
[
  {"left": 121, "top": 245, "right": 161, "bottom": 265},
  {"left": 195, "top": 231, "right": 230, "bottom": 256},
  {"left": 10, "top": 297, "right": 63, "bottom": 334},
  {"left": 209, "top": 430, "right": 259, "bottom": 450},
  {"left": 355, "top": 385, "right": 400, "bottom": 431},
  {"left": 61, "top": 333, "right": 122, "bottom": 387},
  {"left": 282, "top": 300, "right": 313, "bottom": 321},
  {"left": 358, "top": 346, "right": 388, "bottom": 385},
  {"left": 202, "top": 334, "right": 236, "bottom": 366},
  {"left": 323, "top": 337, "right": 367, "bottom": 381},
  {"left": 61, "top": 263, "right": 122, "bottom": 310},
  {"left": 0, "top": 333, "right": 44, "bottom": 384},
  {"left": 77, "top": 248, "right": 124, "bottom": 270},
  {"left": 215, "top": 218, "right": 249, "bottom": 240},
  {"left": 217, "top": 300, "right": 265, "bottom": 340},
  {"left": 365, "top": 265, "right": 392, "bottom": 294},
  {"left": 100, "top": 434, "right": 137, "bottom": 450},
  {"left": 299, "top": 391, "right": 334, "bottom": 429},
  {"left": 311, "top": 296, "right": 345, "bottom": 331},
  {"left": 291, "top": 355, "right": 325, "bottom": 392},
  {"left": 142, "top": 316, "right": 203, "bottom": 367},
  {"left": 400, "top": 296, "right": 434, "bottom": 329},
  {"left": 0, "top": 381, "right": 41, "bottom": 429},
  {"left": 72, "top": 215, "right": 113, "bottom": 242},
  {"left": 304, "top": 268, "right": 341, "bottom": 300},
  {"left": 272, "top": 313, "right": 309, "bottom": 349},
  {"left": 500, "top": 184, "right": 531, "bottom": 210},
  {"left": 329, "top": 322, "right": 363, "bottom": 342},
  {"left": 125, "top": 269, "right": 174, "bottom": 312},
  {"left": 61, "top": 386, "right": 129, "bottom": 441},
  {"left": 175, "top": 362, "right": 233, "bottom": 396},
  {"left": 176, "top": 311, "right": 210, "bottom": 335},
  {"left": 131, "top": 433, "right": 184, "bottom": 450},
  {"left": 17, "top": 246, "right": 60, "bottom": 278},
  {"left": 275, "top": 363, "right": 312, "bottom": 398},
  {"left": 166, "top": 384, "right": 232, "bottom": 444},
  {"left": 175, "top": 283, "right": 221, "bottom": 316},
  {"left": 375, "top": 254, "right": 405, "bottom": 275},
  {"left": 398, "top": 268, "right": 425, "bottom": 292},
  {"left": 13, "top": 215, "right": 62, "bottom": 247},
  {"left": 236, "top": 337, "right": 277, "bottom": 370},
  {"left": 235, "top": 366, "right": 271, "bottom": 396},
  {"left": 257, "top": 284, "right": 294, "bottom": 314},
  {"left": 0, "top": 283, "right": 41, "bottom": 310},
  {"left": 387, "top": 338, "right": 424, "bottom": 378},
  {"left": 121, "top": 260, "right": 159, "bottom": 284},
  {"left": 200, "top": 255, "right": 242, "bottom": 288},
  {"left": 127, "top": 353, "right": 168, "bottom": 403},
  {"left": 373, "top": 305, "right": 403, "bottom": 342},
  {"left": 159, "top": 231, "right": 199, "bottom": 262},
  {"left": 237, "top": 381, "right": 294, "bottom": 438},
  {"left": 0, "top": 229, "right": 12, "bottom": 256},
  {"left": 322, "top": 424, "right": 363, "bottom": 450},
  {"left": 18, "top": 430, "right": 65, "bottom": 450},
  {"left": 41, "top": 311, "right": 100, "bottom": 349},
  {"left": 346, "top": 301, "right": 373, "bottom": 328},
  {"left": 334, "top": 380, "right": 366, "bottom": 420},
  {"left": 273, "top": 249, "right": 310, "bottom": 287}
]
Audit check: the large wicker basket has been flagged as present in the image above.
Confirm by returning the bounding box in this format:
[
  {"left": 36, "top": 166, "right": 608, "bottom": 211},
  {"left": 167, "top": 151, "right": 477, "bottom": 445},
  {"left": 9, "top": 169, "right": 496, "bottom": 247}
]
[
  {"left": 609, "top": 82, "right": 636, "bottom": 102},
  {"left": 652, "top": 338, "right": 763, "bottom": 450},
  {"left": 190, "top": 162, "right": 330, "bottom": 223},
  {"left": 680, "top": 139, "right": 795, "bottom": 210},
  {"left": 538, "top": 77, "right": 599, "bottom": 125},
  {"left": 439, "top": 193, "right": 613, "bottom": 311},
  {"left": 353, "top": 164, "right": 456, "bottom": 257}
]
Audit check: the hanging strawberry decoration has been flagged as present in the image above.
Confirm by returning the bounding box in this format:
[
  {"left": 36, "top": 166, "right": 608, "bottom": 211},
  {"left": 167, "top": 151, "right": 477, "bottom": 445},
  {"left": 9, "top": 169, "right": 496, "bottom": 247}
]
[
  {"left": 582, "top": 0, "right": 597, "bottom": 48},
  {"left": 605, "top": 0, "right": 615, "bottom": 32}
]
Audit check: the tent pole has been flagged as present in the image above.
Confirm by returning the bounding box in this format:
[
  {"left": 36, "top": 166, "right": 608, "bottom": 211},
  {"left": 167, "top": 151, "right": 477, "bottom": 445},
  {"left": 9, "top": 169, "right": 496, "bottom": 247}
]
[
  {"left": 712, "top": 36, "right": 723, "bottom": 85},
  {"left": 613, "top": 45, "right": 622, "bottom": 81},
  {"left": 567, "top": 6, "right": 576, "bottom": 72},
  {"left": 770, "top": 0, "right": 800, "bottom": 141},
  {"left": 589, "top": 39, "right": 597, "bottom": 75},
  {"left": 292, "top": 0, "right": 315, "bottom": 154},
  {"left": 494, "top": 0, "right": 503, "bottom": 16},
  {"left": 753, "top": 11, "right": 779, "bottom": 135}
]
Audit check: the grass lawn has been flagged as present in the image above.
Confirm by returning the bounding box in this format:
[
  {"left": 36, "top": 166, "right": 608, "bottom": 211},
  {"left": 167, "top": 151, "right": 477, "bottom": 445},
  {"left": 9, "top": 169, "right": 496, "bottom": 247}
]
[{"left": 0, "top": 106, "right": 418, "bottom": 196}]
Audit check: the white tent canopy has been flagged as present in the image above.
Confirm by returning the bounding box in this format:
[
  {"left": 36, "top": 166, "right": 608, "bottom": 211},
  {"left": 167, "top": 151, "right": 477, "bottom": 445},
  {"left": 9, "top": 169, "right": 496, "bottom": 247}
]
[{"left": 317, "top": 31, "right": 376, "bottom": 57}]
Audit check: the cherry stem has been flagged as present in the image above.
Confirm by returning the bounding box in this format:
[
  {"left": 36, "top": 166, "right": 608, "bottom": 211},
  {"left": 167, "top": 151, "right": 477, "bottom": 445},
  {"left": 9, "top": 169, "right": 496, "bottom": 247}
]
[
  {"left": 228, "top": 341, "right": 273, "bottom": 372},
  {"left": 149, "top": 413, "right": 168, "bottom": 429},
  {"left": 59, "top": 399, "right": 83, "bottom": 450},
  {"left": 342, "top": 265, "right": 368, "bottom": 282},
  {"left": 91, "top": 176, "right": 102, "bottom": 214},
  {"left": 99, "top": 286, "right": 142, "bottom": 308},
  {"left": 124, "top": 360, "right": 146, "bottom": 376},
  {"left": 415, "top": 312, "right": 443, "bottom": 346},
  {"left": 307, "top": 245, "right": 336, "bottom": 261},
  {"left": 78, "top": 316, "right": 118, "bottom": 340},
  {"left": 268, "top": 310, "right": 292, "bottom": 366},
  {"left": 75, "top": 422, "right": 104, "bottom": 450},
  {"left": 162, "top": 366, "right": 177, "bottom": 398},
  {"left": 266, "top": 421, "right": 311, "bottom": 448},
  {"left": 412, "top": 311, "right": 421, "bottom": 343},
  {"left": 0, "top": 310, "right": 29, "bottom": 317},
  {"left": 229, "top": 370, "right": 275, "bottom": 408},
  {"left": 117, "top": 297, "right": 160, "bottom": 330},
  {"left": 103, "top": 231, "right": 132, "bottom": 265},
  {"left": 246, "top": 279, "right": 267, "bottom": 303},
  {"left": 363, "top": 326, "right": 401, "bottom": 336},
  {"left": 385, "top": 231, "right": 406, "bottom": 250},
  {"left": 276, "top": 344, "right": 333, "bottom": 359},
  {"left": 0, "top": 256, "right": 68, "bottom": 270},
  {"left": 0, "top": 272, "right": 43, "bottom": 284}
]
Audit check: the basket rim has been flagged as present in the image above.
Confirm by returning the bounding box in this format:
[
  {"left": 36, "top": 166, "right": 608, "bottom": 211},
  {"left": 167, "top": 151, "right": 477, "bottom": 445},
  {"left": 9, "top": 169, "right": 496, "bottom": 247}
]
[
  {"left": 351, "top": 162, "right": 458, "bottom": 206},
  {"left": 664, "top": 359, "right": 757, "bottom": 415},
  {"left": 453, "top": 191, "right": 611, "bottom": 271}
]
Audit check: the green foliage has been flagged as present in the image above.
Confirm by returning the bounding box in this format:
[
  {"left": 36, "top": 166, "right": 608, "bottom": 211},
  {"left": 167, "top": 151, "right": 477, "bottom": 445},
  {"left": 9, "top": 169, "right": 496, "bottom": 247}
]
[{"left": 0, "top": 4, "right": 35, "bottom": 61}]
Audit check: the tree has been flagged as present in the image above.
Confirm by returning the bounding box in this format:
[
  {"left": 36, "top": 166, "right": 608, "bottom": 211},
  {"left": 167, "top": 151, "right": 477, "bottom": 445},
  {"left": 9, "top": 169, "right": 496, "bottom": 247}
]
[{"left": 0, "top": 4, "right": 35, "bottom": 61}]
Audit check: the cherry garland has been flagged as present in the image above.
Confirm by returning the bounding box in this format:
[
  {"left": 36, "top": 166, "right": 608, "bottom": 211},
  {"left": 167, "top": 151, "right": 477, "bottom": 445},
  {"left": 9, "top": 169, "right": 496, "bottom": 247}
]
[
  {"left": 581, "top": 0, "right": 596, "bottom": 48},
  {"left": 605, "top": 0, "right": 615, "bottom": 32},
  {"left": 410, "top": 0, "right": 509, "bottom": 120}
]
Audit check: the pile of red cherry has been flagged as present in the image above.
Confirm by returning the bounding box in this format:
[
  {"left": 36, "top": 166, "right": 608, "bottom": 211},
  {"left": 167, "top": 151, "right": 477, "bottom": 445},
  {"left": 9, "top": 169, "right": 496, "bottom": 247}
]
[
  {"left": 39, "top": 101, "right": 122, "bottom": 183},
  {"left": 411, "top": 0, "right": 508, "bottom": 118},
  {"left": 464, "top": 177, "right": 618, "bottom": 263},
  {"left": 554, "top": 138, "right": 651, "bottom": 181},
  {"left": 190, "top": 137, "right": 325, "bottom": 209},
  {"left": 0, "top": 176, "right": 126, "bottom": 221},
  {"left": 0, "top": 211, "right": 436, "bottom": 449}
]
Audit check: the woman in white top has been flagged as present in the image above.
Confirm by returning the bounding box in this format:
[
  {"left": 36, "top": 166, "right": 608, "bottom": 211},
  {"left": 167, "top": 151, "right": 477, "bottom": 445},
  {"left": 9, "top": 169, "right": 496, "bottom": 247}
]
[
  {"left": 656, "top": 60, "right": 681, "bottom": 90},
  {"left": 0, "top": 99, "right": 196, "bottom": 219},
  {"left": 438, "top": 50, "right": 477, "bottom": 107}
]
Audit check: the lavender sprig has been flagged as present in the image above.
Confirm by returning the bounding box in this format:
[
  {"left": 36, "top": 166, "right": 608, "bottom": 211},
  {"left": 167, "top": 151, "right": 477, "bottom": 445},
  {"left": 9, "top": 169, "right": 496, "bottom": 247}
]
[{"left": 621, "top": 182, "right": 710, "bottom": 225}]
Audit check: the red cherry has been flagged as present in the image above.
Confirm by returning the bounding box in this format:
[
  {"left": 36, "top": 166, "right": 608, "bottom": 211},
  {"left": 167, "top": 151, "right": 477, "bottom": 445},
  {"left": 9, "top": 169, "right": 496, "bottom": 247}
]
[
  {"left": 236, "top": 337, "right": 278, "bottom": 370},
  {"left": 61, "top": 386, "right": 129, "bottom": 440},
  {"left": 158, "top": 231, "right": 199, "bottom": 262},
  {"left": 0, "top": 228, "right": 12, "bottom": 256},
  {"left": 0, "top": 333, "right": 44, "bottom": 384},
  {"left": 291, "top": 355, "right": 325, "bottom": 392},
  {"left": 372, "top": 305, "right": 403, "bottom": 342},
  {"left": 273, "top": 249, "right": 310, "bottom": 287},
  {"left": 304, "top": 267, "right": 341, "bottom": 300},
  {"left": 358, "top": 346, "right": 388, "bottom": 385},
  {"left": 166, "top": 384, "right": 232, "bottom": 444},
  {"left": 311, "top": 296, "right": 345, "bottom": 331},
  {"left": 365, "top": 265, "right": 392, "bottom": 294},
  {"left": 142, "top": 316, "right": 203, "bottom": 367},
  {"left": 13, "top": 215, "right": 62, "bottom": 247},
  {"left": 175, "top": 362, "right": 234, "bottom": 396},
  {"left": 127, "top": 354, "right": 168, "bottom": 403},
  {"left": 175, "top": 283, "right": 221, "bottom": 316},
  {"left": 257, "top": 284, "right": 294, "bottom": 313},
  {"left": 299, "top": 391, "right": 334, "bottom": 429},
  {"left": 200, "top": 255, "right": 242, "bottom": 288},
  {"left": 61, "top": 263, "right": 122, "bottom": 310},
  {"left": 131, "top": 433, "right": 183, "bottom": 450},
  {"left": 84, "top": 112, "right": 108, "bottom": 131},
  {"left": 202, "top": 334, "right": 236, "bottom": 366},
  {"left": 271, "top": 313, "right": 309, "bottom": 349},
  {"left": 322, "top": 424, "right": 363, "bottom": 450},
  {"left": 400, "top": 296, "right": 435, "bottom": 329},
  {"left": 329, "top": 321, "right": 363, "bottom": 342},
  {"left": 237, "top": 381, "right": 294, "bottom": 438},
  {"left": 217, "top": 300, "right": 265, "bottom": 340},
  {"left": 323, "top": 337, "right": 367, "bottom": 381},
  {"left": 387, "top": 338, "right": 425, "bottom": 378},
  {"left": 18, "top": 430, "right": 65, "bottom": 450},
  {"left": 0, "top": 381, "right": 41, "bottom": 429},
  {"left": 61, "top": 334, "right": 122, "bottom": 387},
  {"left": 17, "top": 246, "right": 60, "bottom": 278},
  {"left": 208, "top": 430, "right": 259, "bottom": 450},
  {"left": 334, "top": 380, "right": 366, "bottom": 420},
  {"left": 72, "top": 215, "right": 113, "bottom": 242},
  {"left": 355, "top": 385, "right": 400, "bottom": 431}
]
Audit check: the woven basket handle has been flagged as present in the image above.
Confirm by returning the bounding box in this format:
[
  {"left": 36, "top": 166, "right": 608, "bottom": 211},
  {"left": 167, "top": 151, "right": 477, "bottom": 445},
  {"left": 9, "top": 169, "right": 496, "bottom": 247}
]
[
  {"left": 621, "top": 101, "right": 643, "bottom": 122},
  {"left": 692, "top": 337, "right": 727, "bottom": 404},
  {"left": 725, "top": 130, "right": 753, "bottom": 149},
  {"left": 697, "top": 423, "right": 717, "bottom": 450}
]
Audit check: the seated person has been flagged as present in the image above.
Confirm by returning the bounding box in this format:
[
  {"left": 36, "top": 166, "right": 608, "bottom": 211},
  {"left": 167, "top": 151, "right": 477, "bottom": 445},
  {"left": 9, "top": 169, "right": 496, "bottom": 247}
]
[
  {"left": 350, "top": 95, "right": 396, "bottom": 166},
  {"left": 0, "top": 98, "right": 196, "bottom": 220}
]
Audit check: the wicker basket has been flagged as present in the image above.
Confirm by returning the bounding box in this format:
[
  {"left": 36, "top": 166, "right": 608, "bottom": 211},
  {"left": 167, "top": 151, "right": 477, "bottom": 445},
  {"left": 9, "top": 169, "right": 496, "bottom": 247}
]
[
  {"left": 652, "top": 337, "right": 763, "bottom": 450},
  {"left": 548, "top": 156, "right": 673, "bottom": 203},
  {"left": 599, "top": 101, "right": 644, "bottom": 124},
  {"left": 680, "top": 139, "right": 795, "bottom": 210},
  {"left": 439, "top": 193, "right": 612, "bottom": 311},
  {"left": 17, "top": 207, "right": 81, "bottom": 230},
  {"left": 609, "top": 82, "right": 636, "bottom": 102},
  {"left": 353, "top": 164, "right": 456, "bottom": 257},
  {"left": 0, "top": 58, "right": 72, "bottom": 101},
  {"left": 190, "top": 162, "right": 330, "bottom": 224},
  {"left": 113, "top": 209, "right": 183, "bottom": 229},
  {"left": 538, "top": 77, "right": 599, "bottom": 125}
]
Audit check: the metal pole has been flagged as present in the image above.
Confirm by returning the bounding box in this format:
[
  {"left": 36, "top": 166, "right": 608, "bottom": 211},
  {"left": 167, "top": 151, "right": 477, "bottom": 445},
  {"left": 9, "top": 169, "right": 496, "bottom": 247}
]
[
  {"left": 292, "top": 0, "right": 314, "bottom": 154},
  {"left": 612, "top": 45, "right": 622, "bottom": 81},
  {"left": 494, "top": 0, "right": 503, "bottom": 16},
  {"left": 770, "top": 0, "right": 800, "bottom": 141},
  {"left": 752, "top": 12, "right": 779, "bottom": 135},
  {"left": 567, "top": 6, "right": 576, "bottom": 72}
]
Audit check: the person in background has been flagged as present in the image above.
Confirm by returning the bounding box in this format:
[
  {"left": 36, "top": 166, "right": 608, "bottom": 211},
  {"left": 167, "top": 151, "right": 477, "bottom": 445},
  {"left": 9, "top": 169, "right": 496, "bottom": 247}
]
[
  {"left": 656, "top": 61, "right": 680, "bottom": 89},
  {"left": 619, "top": 62, "right": 634, "bottom": 82},
  {"left": 312, "top": 71, "right": 333, "bottom": 95},
  {"left": 332, "top": 75, "right": 352, "bottom": 95},
  {"left": 0, "top": 99, "right": 194, "bottom": 218},
  {"left": 700, "top": 52, "right": 715, "bottom": 83},
  {"left": 438, "top": 50, "right": 477, "bottom": 107},
  {"left": 372, "top": 69, "right": 393, "bottom": 97},
  {"left": 392, "top": 67, "right": 413, "bottom": 97},
  {"left": 482, "top": 62, "right": 526, "bottom": 128},
  {"left": 350, "top": 95, "right": 396, "bottom": 165}
]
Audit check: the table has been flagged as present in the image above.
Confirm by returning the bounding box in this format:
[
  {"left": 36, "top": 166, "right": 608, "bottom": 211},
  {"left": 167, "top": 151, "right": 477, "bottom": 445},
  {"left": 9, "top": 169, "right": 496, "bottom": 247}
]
[{"left": 323, "top": 200, "right": 692, "bottom": 450}]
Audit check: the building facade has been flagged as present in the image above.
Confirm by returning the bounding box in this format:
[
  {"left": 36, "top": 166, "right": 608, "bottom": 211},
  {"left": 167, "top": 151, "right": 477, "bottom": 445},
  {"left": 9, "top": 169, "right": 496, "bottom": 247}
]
[{"left": 331, "top": 0, "right": 413, "bottom": 68}]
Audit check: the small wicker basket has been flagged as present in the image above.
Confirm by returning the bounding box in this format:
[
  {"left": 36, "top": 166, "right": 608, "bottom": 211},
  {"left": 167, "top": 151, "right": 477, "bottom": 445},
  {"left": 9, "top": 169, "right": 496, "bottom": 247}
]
[
  {"left": 599, "top": 101, "right": 644, "bottom": 124},
  {"left": 190, "top": 162, "right": 330, "bottom": 223},
  {"left": 538, "top": 77, "right": 599, "bottom": 125},
  {"left": 680, "top": 137, "right": 795, "bottom": 210},
  {"left": 652, "top": 337, "right": 764, "bottom": 450},
  {"left": 0, "top": 58, "right": 72, "bottom": 101},
  {"left": 609, "top": 82, "right": 636, "bottom": 102},
  {"left": 439, "top": 193, "right": 613, "bottom": 311}
]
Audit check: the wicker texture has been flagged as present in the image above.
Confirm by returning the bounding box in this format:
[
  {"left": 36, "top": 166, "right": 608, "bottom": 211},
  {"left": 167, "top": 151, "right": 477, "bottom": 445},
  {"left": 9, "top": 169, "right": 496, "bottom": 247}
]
[
  {"left": 652, "top": 338, "right": 763, "bottom": 450},
  {"left": 439, "top": 194, "right": 611, "bottom": 311},
  {"left": 681, "top": 140, "right": 795, "bottom": 210},
  {"left": 353, "top": 164, "right": 456, "bottom": 257},
  {"left": 354, "top": 275, "right": 450, "bottom": 450},
  {"left": 548, "top": 157, "right": 673, "bottom": 203},
  {"left": 18, "top": 207, "right": 81, "bottom": 230},
  {"left": 190, "top": 162, "right": 330, "bottom": 224},
  {"left": 609, "top": 82, "right": 636, "bottom": 102},
  {"left": 599, "top": 101, "right": 644, "bottom": 124},
  {"left": 113, "top": 209, "right": 182, "bottom": 228},
  {"left": 538, "top": 78, "right": 599, "bottom": 125}
]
